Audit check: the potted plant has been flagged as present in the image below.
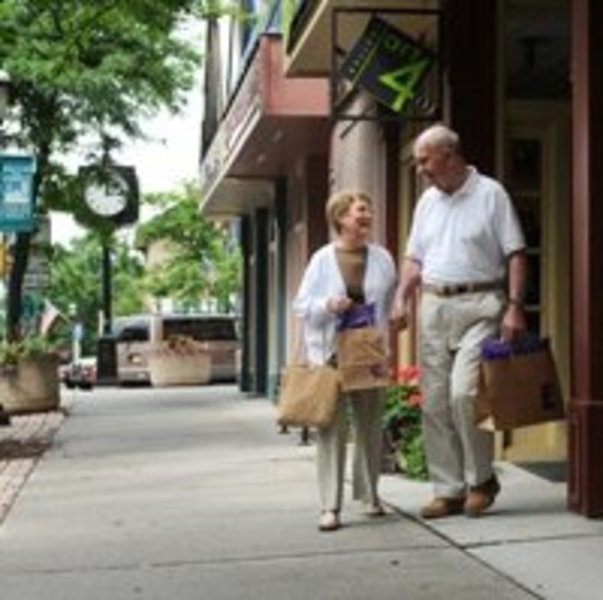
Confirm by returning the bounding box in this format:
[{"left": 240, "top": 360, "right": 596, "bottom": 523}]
[
  {"left": 382, "top": 365, "right": 428, "bottom": 480},
  {"left": 0, "top": 335, "right": 62, "bottom": 414}
]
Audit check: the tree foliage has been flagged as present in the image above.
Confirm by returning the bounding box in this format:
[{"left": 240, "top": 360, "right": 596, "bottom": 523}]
[
  {"left": 0, "top": 0, "right": 225, "bottom": 338},
  {"left": 47, "top": 232, "right": 145, "bottom": 354},
  {"left": 1, "top": 0, "right": 202, "bottom": 195},
  {"left": 136, "top": 181, "right": 241, "bottom": 312}
]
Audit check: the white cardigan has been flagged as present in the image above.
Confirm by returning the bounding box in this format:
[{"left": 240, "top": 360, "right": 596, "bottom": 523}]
[{"left": 292, "top": 242, "right": 398, "bottom": 365}]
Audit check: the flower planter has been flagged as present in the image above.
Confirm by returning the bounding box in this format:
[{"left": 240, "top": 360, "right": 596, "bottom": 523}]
[
  {"left": 147, "top": 337, "right": 211, "bottom": 387},
  {"left": 0, "top": 354, "right": 61, "bottom": 414},
  {"left": 147, "top": 352, "right": 211, "bottom": 387}
]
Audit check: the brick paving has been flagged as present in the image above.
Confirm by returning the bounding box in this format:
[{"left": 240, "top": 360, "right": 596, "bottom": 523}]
[{"left": 0, "top": 410, "right": 65, "bottom": 524}]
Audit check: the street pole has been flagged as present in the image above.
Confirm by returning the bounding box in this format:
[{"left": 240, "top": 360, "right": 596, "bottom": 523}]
[
  {"left": 102, "top": 242, "right": 112, "bottom": 335},
  {"left": 0, "top": 230, "right": 9, "bottom": 424},
  {"left": 0, "top": 70, "right": 11, "bottom": 425},
  {"left": 95, "top": 241, "right": 117, "bottom": 384}
]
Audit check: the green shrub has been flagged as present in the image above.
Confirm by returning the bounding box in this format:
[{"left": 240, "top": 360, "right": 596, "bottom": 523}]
[
  {"left": 0, "top": 335, "right": 61, "bottom": 369},
  {"left": 382, "top": 365, "right": 428, "bottom": 480}
]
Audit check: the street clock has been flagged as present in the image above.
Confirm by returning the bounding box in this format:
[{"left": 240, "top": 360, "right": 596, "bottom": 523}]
[
  {"left": 79, "top": 165, "right": 139, "bottom": 227},
  {"left": 84, "top": 172, "right": 129, "bottom": 217}
]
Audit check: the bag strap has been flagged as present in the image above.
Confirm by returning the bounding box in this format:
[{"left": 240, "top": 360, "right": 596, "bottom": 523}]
[{"left": 293, "top": 319, "right": 330, "bottom": 364}]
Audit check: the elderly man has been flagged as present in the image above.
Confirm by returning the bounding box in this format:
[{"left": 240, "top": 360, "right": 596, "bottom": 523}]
[{"left": 392, "top": 124, "right": 527, "bottom": 518}]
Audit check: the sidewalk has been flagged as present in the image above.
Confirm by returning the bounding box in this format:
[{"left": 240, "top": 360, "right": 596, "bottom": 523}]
[
  {"left": 380, "top": 464, "right": 603, "bottom": 600},
  {"left": 0, "top": 409, "right": 64, "bottom": 525},
  {"left": 0, "top": 386, "right": 601, "bottom": 599}
]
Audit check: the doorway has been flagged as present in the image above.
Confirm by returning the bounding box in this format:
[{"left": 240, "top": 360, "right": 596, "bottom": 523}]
[{"left": 499, "top": 101, "right": 571, "bottom": 463}]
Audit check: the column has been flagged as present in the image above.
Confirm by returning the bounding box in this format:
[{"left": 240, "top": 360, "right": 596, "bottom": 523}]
[{"left": 569, "top": 0, "right": 603, "bottom": 517}]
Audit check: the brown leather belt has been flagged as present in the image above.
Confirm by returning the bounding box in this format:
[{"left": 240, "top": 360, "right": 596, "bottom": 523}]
[{"left": 423, "top": 281, "right": 503, "bottom": 297}]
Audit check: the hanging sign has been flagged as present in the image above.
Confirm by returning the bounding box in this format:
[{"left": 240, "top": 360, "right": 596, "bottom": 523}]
[
  {"left": 0, "top": 154, "right": 36, "bottom": 232},
  {"left": 340, "top": 16, "right": 436, "bottom": 115}
]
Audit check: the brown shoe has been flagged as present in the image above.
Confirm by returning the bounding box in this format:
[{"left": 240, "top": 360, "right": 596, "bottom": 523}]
[
  {"left": 365, "top": 502, "right": 386, "bottom": 517},
  {"left": 420, "top": 496, "right": 465, "bottom": 519},
  {"left": 464, "top": 475, "right": 501, "bottom": 517}
]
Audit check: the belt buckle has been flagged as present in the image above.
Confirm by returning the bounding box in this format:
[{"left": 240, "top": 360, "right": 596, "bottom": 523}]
[
  {"left": 447, "top": 284, "right": 465, "bottom": 295},
  {"left": 441, "top": 283, "right": 469, "bottom": 296}
]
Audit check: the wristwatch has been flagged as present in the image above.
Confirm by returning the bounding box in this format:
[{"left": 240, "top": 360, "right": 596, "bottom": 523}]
[{"left": 507, "top": 296, "right": 524, "bottom": 308}]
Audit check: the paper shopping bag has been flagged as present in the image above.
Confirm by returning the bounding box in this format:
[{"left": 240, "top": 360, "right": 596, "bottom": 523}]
[
  {"left": 475, "top": 337, "right": 565, "bottom": 431},
  {"left": 336, "top": 326, "right": 391, "bottom": 392},
  {"left": 277, "top": 363, "right": 341, "bottom": 429}
]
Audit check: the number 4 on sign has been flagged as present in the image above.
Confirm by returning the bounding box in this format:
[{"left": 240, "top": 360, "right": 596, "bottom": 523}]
[{"left": 378, "top": 58, "right": 431, "bottom": 113}]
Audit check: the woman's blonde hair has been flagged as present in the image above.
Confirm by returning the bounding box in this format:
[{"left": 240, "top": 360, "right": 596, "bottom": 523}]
[{"left": 325, "top": 190, "right": 373, "bottom": 234}]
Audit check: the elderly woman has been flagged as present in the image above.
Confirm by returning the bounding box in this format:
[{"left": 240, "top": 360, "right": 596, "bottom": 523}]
[{"left": 293, "top": 190, "right": 397, "bottom": 531}]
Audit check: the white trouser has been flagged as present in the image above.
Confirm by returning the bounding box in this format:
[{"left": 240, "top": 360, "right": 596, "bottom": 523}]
[
  {"left": 316, "top": 389, "right": 384, "bottom": 512},
  {"left": 419, "top": 290, "right": 504, "bottom": 498}
]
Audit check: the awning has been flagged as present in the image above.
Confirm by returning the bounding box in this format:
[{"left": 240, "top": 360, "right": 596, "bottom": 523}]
[
  {"left": 285, "top": 0, "right": 441, "bottom": 77},
  {"left": 199, "top": 35, "right": 330, "bottom": 217}
]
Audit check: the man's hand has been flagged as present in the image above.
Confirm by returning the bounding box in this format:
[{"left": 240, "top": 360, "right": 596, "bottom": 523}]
[
  {"left": 500, "top": 303, "right": 527, "bottom": 340},
  {"left": 390, "top": 301, "right": 410, "bottom": 331},
  {"left": 390, "top": 257, "right": 421, "bottom": 331}
]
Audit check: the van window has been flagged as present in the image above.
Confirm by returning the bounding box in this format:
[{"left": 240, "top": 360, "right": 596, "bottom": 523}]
[
  {"left": 163, "top": 318, "right": 237, "bottom": 342},
  {"left": 114, "top": 318, "right": 150, "bottom": 342}
]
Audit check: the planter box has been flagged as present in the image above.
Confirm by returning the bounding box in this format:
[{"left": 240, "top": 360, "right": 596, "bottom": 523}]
[
  {"left": 147, "top": 351, "right": 211, "bottom": 387},
  {"left": 0, "top": 354, "right": 61, "bottom": 414}
]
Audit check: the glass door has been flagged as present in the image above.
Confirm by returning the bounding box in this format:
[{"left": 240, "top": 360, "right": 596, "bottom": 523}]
[{"left": 505, "top": 137, "right": 543, "bottom": 334}]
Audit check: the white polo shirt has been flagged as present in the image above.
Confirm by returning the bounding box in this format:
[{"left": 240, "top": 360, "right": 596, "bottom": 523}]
[{"left": 406, "top": 167, "right": 525, "bottom": 283}]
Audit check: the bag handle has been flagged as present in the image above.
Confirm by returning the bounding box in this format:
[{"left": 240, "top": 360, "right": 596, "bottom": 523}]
[{"left": 292, "top": 319, "right": 330, "bottom": 365}]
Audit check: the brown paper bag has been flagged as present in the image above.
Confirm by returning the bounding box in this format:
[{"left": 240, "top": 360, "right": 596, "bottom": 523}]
[
  {"left": 336, "top": 326, "right": 391, "bottom": 392},
  {"left": 277, "top": 363, "right": 341, "bottom": 429},
  {"left": 475, "top": 340, "right": 564, "bottom": 431}
]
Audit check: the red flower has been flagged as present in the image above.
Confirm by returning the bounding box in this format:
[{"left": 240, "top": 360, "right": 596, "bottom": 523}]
[
  {"left": 397, "top": 364, "right": 420, "bottom": 384},
  {"left": 407, "top": 392, "right": 423, "bottom": 407}
]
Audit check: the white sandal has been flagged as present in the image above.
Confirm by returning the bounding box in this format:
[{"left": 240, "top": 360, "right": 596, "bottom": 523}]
[{"left": 318, "top": 510, "right": 340, "bottom": 531}]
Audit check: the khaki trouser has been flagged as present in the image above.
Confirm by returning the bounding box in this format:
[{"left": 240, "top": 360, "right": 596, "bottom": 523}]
[
  {"left": 316, "top": 389, "right": 384, "bottom": 512},
  {"left": 419, "top": 290, "right": 504, "bottom": 498}
]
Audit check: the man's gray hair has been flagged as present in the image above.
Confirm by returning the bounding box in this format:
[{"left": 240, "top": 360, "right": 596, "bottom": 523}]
[{"left": 414, "top": 124, "right": 460, "bottom": 153}]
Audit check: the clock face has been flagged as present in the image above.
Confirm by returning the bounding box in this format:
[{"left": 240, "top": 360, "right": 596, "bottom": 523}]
[{"left": 84, "top": 175, "right": 128, "bottom": 217}]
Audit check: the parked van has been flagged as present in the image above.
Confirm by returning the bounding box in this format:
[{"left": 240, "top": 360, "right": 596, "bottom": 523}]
[{"left": 113, "top": 313, "right": 239, "bottom": 385}]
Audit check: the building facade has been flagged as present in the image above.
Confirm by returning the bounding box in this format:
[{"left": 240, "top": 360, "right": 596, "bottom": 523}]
[
  {"left": 200, "top": 0, "right": 603, "bottom": 517},
  {"left": 199, "top": 2, "right": 331, "bottom": 398}
]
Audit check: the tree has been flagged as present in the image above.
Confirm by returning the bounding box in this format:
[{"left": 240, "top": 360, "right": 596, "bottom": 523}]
[
  {"left": 47, "top": 233, "right": 145, "bottom": 354},
  {"left": 0, "top": 0, "right": 214, "bottom": 339},
  {"left": 136, "top": 181, "right": 241, "bottom": 312}
]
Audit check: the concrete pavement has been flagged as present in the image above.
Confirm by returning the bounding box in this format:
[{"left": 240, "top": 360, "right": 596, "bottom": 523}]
[
  {"left": 0, "top": 410, "right": 64, "bottom": 525},
  {"left": 381, "top": 456, "right": 603, "bottom": 599},
  {"left": 0, "top": 385, "right": 600, "bottom": 598}
]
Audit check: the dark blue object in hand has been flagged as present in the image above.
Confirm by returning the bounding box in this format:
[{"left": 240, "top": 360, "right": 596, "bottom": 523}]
[
  {"left": 480, "top": 334, "right": 549, "bottom": 361},
  {"left": 337, "top": 302, "right": 376, "bottom": 331}
]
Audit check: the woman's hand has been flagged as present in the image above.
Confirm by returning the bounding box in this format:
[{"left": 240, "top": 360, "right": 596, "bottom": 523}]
[{"left": 326, "top": 296, "right": 353, "bottom": 315}]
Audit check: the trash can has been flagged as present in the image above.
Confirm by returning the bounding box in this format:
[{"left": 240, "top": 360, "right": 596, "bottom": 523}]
[{"left": 96, "top": 335, "right": 118, "bottom": 385}]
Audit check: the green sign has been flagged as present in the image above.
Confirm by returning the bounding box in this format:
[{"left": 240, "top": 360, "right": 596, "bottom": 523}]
[
  {"left": 340, "top": 17, "right": 436, "bottom": 115},
  {"left": 0, "top": 154, "right": 36, "bottom": 232}
]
